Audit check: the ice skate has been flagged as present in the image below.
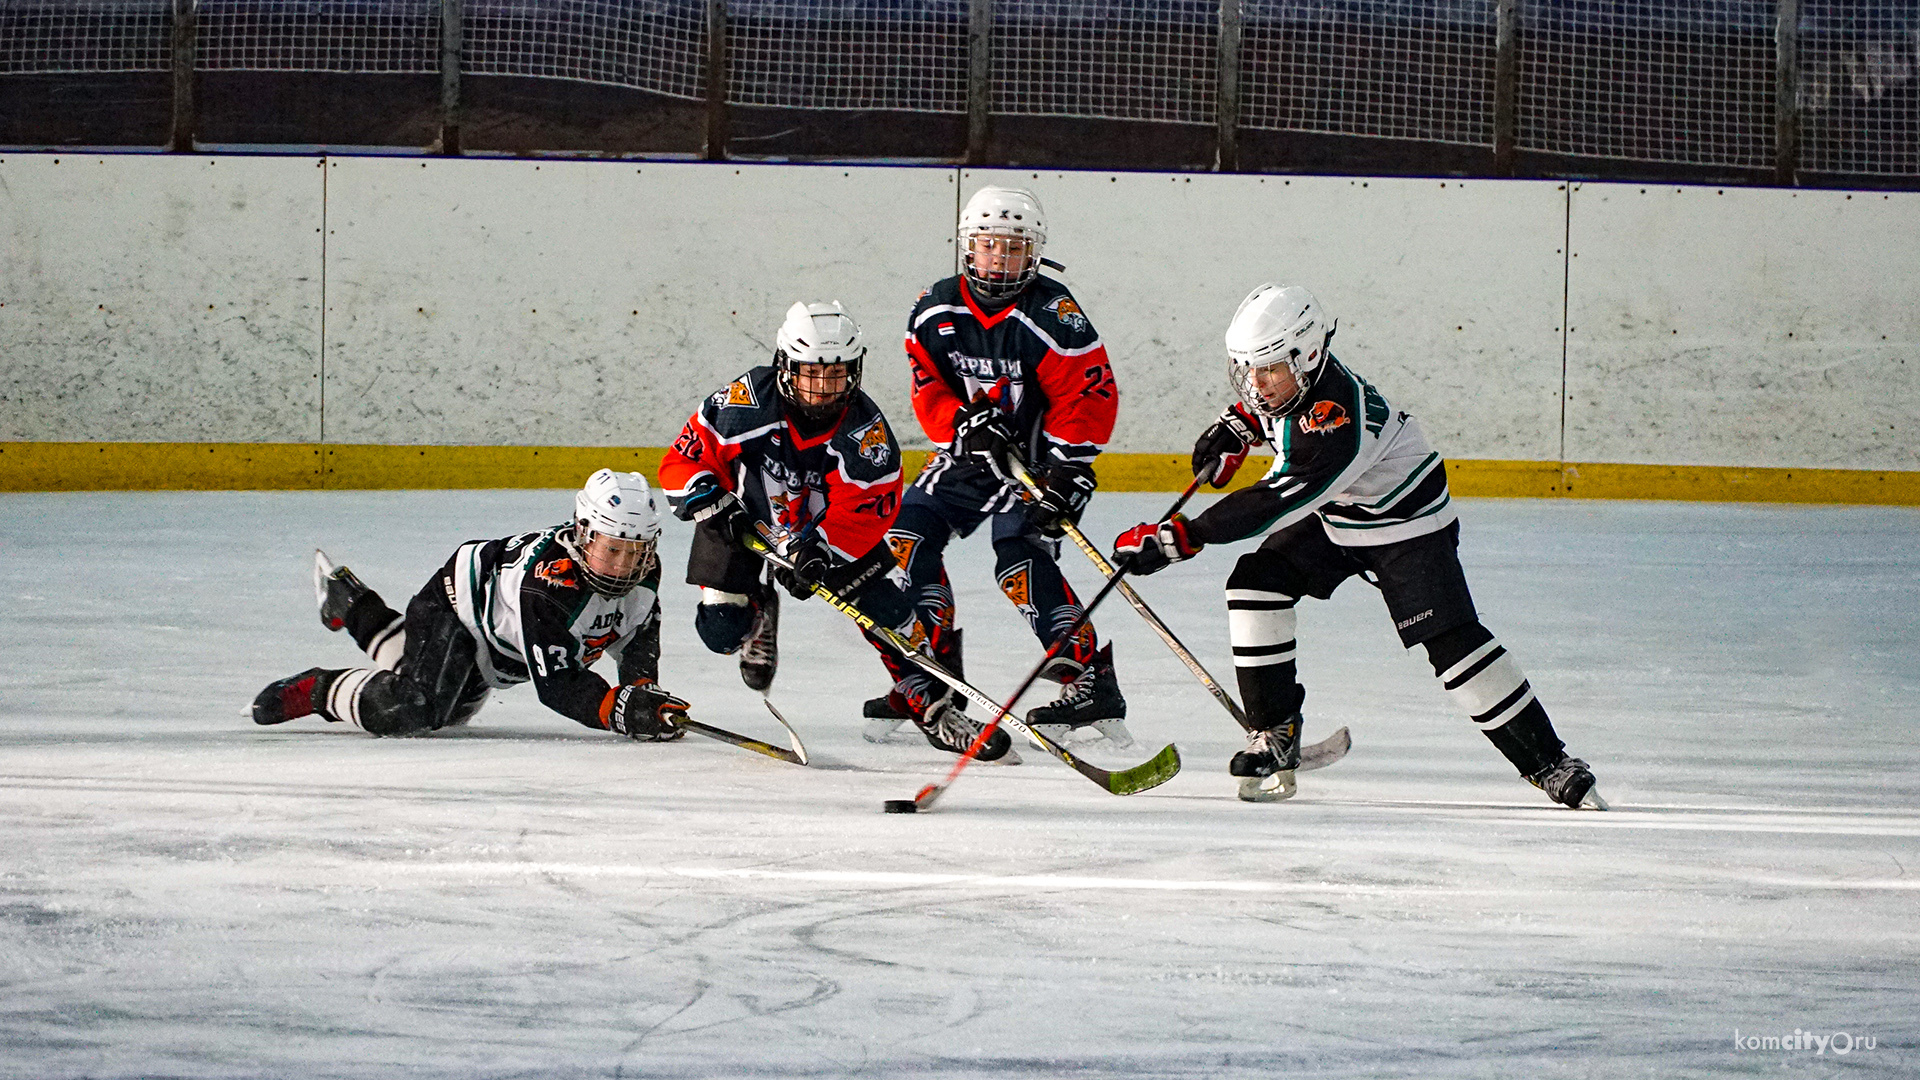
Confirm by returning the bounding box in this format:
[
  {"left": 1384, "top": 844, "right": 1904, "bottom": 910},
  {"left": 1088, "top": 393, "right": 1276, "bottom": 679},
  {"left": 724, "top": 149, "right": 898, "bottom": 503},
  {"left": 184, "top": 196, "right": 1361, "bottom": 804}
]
[
  {"left": 862, "top": 692, "right": 909, "bottom": 743},
  {"left": 1528, "top": 754, "right": 1605, "bottom": 809},
  {"left": 1025, "top": 644, "right": 1132, "bottom": 749},
  {"left": 313, "top": 550, "right": 370, "bottom": 632},
  {"left": 1230, "top": 715, "right": 1301, "bottom": 802},
  {"left": 914, "top": 694, "right": 1012, "bottom": 762},
  {"left": 252, "top": 667, "right": 336, "bottom": 726},
  {"left": 739, "top": 587, "right": 778, "bottom": 692}
]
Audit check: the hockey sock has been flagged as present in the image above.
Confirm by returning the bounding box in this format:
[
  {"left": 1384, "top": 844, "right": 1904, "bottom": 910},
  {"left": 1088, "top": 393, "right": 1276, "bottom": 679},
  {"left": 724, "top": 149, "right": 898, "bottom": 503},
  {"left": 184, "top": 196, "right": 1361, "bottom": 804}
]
[
  {"left": 316, "top": 667, "right": 435, "bottom": 736},
  {"left": 994, "top": 537, "right": 1096, "bottom": 673},
  {"left": 1226, "top": 585, "right": 1303, "bottom": 730},
  {"left": 1423, "top": 621, "right": 1565, "bottom": 776},
  {"left": 694, "top": 589, "right": 756, "bottom": 654},
  {"left": 343, "top": 593, "right": 405, "bottom": 671}
]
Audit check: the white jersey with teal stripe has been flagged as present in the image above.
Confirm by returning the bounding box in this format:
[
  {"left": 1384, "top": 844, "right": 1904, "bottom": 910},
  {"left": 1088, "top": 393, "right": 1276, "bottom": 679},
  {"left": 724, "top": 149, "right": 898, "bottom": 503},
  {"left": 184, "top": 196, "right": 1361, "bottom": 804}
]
[{"left": 1189, "top": 356, "right": 1456, "bottom": 549}]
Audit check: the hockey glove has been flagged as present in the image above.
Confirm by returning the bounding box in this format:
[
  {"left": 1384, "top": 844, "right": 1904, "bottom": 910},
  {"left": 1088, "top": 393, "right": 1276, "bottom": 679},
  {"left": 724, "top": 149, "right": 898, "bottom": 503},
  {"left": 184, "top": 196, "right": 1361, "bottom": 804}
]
[
  {"left": 1191, "top": 403, "right": 1265, "bottom": 488},
  {"left": 1026, "top": 460, "right": 1097, "bottom": 538},
  {"left": 678, "top": 477, "right": 751, "bottom": 543},
  {"left": 776, "top": 537, "right": 834, "bottom": 600},
  {"left": 951, "top": 395, "right": 1017, "bottom": 477},
  {"left": 603, "top": 679, "right": 689, "bottom": 741},
  {"left": 1113, "top": 513, "right": 1202, "bottom": 576}
]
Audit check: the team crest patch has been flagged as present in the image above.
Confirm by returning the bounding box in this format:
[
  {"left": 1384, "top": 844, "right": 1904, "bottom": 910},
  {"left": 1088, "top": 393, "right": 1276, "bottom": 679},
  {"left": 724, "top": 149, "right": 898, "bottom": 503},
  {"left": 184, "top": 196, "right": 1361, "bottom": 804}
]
[
  {"left": 581, "top": 630, "right": 619, "bottom": 666},
  {"left": 535, "top": 557, "right": 577, "bottom": 589},
  {"left": 1299, "top": 400, "right": 1350, "bottom": 435},
  {"left": 1044, "top": 296, "right": 1089, "bottom": 332},
  {"left": 713, "top": 379, "right": 758, "bottom": 408},
  {"left": 850, "top": 416, "right": 892, "bottom": 466},
  {"left": 997, "top": 562, "right": 1035, "bottom": 617},
  {"left": 885, "top": 532, "right": 918, "bottom": 571}
]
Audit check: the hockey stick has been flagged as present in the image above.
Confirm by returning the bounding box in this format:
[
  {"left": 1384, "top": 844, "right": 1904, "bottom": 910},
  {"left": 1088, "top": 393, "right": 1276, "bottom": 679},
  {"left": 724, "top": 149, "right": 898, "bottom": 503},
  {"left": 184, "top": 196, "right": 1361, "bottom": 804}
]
[
  {"left": 738, "top": 530, "right": 1179, "bottom": 802},
  {"left": 1011, "top": 457, "right": 1353, "bottom": 773},
  {"left": 679, "top": 715, "right": 808, "bottom": 765},
  {"left": 757, "top": 696, "right": 811, "bottom": 765},
  {"left": 891, "top": 471, "right": 1210, "bottom": 810}
]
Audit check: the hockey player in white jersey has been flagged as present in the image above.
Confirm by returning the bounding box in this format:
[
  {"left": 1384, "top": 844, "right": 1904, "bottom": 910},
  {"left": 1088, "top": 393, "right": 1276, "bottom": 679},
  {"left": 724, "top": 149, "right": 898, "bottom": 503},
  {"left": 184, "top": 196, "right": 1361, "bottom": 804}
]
[
  {"left": 1114, "top": 284, "right": 1602, "bottom": 808},
  {"left": 251, "top": 469, "right": 691, "bottom": 741}
]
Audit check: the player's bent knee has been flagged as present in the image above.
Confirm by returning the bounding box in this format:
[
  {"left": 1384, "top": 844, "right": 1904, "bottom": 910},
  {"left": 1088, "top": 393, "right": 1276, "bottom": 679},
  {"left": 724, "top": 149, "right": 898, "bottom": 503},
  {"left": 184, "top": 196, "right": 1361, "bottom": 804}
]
[
  {"left": 695, "top": 596, "right": 756, "bottom": 654},
  {"left": 355, "top": 671, "right": 435, "bottom": 737},
  {"left": 1225, "top": 549, "right": 1300, "bottom": 597}
]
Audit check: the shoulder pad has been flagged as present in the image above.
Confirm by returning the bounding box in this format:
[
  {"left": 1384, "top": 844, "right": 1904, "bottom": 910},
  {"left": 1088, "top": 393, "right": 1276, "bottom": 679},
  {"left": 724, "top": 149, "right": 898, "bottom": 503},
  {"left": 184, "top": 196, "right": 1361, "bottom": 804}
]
[
  {"left": 702, "top": 366, "right": 785, "bottom": 438},
  {"left": 832, "top": 394, "right": 902, "bottom": 477},
  {"left": 1024, "top": 278, "right": 1097, "bottom": 342}
]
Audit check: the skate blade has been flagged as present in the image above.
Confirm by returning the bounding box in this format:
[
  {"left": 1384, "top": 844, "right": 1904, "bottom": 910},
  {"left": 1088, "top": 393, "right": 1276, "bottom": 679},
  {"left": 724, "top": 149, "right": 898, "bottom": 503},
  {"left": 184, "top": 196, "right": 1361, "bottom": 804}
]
[
  {"left": 862, "top": 717, "right": 906, "bottom": 744},
  {"left": 1030, "top": 720, "right": 1133, "bottom": 750},
  {"left": 1237, "top": 769, "right": 1297, "bottom": 803},
  {"left": 1579, "top": 787, "right": 1610, "bottom": 811},
  {"left": 984, "top": 747, "right": 1022, "bottom": 766}
]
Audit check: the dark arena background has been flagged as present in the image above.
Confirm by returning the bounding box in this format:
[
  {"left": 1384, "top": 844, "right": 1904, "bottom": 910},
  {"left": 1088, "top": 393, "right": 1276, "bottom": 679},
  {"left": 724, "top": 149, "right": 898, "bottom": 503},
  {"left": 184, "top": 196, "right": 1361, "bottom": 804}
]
[{"left": 2, "top": 0, "right": 1914, "bottom": 186}]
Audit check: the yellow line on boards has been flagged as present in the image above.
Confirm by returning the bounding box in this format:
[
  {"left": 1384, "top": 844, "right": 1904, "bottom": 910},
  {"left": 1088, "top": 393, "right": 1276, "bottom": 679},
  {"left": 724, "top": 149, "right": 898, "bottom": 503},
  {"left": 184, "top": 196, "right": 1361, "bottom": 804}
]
[{"left": 2, "top": 443, "right": 1917, "bottom": 506}]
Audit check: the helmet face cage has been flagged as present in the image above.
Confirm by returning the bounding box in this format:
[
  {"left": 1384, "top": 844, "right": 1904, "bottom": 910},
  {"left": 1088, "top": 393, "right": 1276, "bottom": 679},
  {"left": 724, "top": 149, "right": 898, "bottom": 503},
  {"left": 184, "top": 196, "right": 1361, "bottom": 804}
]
[
  {"left": 775, "top": 347, "right": 863, "bottom": 424},
  {"left": 960, "top": 227, "right": 1039, "bottom": 300},
  {"left": 566, "top": 525, "right": 657, "bottom": 598},
  {"left": 1230, "top": 353, "right": 1311, "bottom": 420}
]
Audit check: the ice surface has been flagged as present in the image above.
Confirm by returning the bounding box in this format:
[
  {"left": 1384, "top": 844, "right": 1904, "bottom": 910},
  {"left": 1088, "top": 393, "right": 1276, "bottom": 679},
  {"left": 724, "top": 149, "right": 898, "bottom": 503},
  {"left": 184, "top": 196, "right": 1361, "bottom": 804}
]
[{"left": 1, "top": 490, "right": 1916, "bottom": 1078}]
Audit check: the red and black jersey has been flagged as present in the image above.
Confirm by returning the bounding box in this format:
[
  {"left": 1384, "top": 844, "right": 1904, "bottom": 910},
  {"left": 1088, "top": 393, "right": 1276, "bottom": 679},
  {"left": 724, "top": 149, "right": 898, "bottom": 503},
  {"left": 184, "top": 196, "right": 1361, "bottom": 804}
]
[
  {"left": 659, "top": 365, "right": 904, "bottom": 561},
  {"left": 905, "top": 275, "right": 1119, "bottom": 509}
]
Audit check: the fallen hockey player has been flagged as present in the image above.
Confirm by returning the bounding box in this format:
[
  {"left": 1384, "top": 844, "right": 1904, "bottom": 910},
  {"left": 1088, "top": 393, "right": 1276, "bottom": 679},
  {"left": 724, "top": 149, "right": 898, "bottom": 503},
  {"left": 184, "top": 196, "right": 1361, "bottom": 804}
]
[
  {"left": 251, "top": 469, "right": 691, "bottom": 742},
  {"left": 1114, "top": 283, "right": 1604, "bottom": 808}
]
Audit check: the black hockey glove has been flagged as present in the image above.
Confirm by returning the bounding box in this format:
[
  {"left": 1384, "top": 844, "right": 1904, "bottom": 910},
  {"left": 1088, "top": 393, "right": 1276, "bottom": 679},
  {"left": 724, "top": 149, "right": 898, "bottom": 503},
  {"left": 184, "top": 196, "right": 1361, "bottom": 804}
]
[
  {"left": 1026, "top": 460, "right": 1097, "bottom": 538},
  {"left": 951, "top": 395, "right": 1016, "bottom": 477},
  {"left": 678, "top": 477, "right": 751, "bottom": 543},
  {"left": 776, "top": 537, "right": 834, "bottom": 600},
  {"left": 604, "top": 679, "right": 689, "bottom": 741},
  {"left": 1191, "top": 403, "right": 1265, "bottom": 489}
]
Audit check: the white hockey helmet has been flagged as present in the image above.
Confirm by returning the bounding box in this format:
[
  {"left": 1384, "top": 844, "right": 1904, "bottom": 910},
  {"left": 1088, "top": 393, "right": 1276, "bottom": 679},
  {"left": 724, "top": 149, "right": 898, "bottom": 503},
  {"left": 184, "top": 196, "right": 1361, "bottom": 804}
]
[
  {"left": 774, "top": 300, "right": 865, "bottom": 423},
  {"left": 568, "top": 468, "right": 661, "bottom": 596},
  {"left": 1225, "top": 283, "right": 1335, "bottom": 418},
  {"left": 958, "top": 186, "right": 1047, "bottom": 300}
]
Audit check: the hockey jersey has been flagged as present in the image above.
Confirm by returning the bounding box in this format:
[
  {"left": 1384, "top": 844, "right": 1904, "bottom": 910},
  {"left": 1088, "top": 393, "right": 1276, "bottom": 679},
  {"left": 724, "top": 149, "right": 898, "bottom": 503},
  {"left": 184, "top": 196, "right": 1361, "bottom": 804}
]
[
  {"left": 905, "top": 274, "right": 1119, "bottom": 511},
  {"left": 1186, "top": 355, "right": 1457, "bottom": 549},
  {"left": 659, "top": 364, "right": 904, "bottom": 561},
  {"left": 445, "top": 525, "right": 662, "bottom": 727}
]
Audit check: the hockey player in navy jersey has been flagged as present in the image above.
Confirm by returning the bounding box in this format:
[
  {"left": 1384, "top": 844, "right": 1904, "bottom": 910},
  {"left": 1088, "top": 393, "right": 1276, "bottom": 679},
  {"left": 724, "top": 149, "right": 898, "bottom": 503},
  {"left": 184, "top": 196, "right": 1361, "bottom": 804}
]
[
  {"left": 659, "top": 301, "right": 1012, "bottom": 762},
  {"left": 252, "top": 469, "right": 691, "bottom": 741},
  {"left": 1115, "top": 284, "right": 1602, "bottom": 808},
  {"left": 864, "top": 186, "right": 1132, "bottom": 749}
]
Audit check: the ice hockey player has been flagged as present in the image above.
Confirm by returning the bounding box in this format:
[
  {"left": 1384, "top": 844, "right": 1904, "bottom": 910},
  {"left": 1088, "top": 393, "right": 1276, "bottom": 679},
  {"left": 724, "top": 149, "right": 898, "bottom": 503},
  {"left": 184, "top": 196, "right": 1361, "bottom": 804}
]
[
  {"left": 864, "top": 185, "right": 1131, "bottom": 749},
  {"left": 1113, "top": 283, "right": 1601, "bottom": 808},
  {"left": 658, "top": 300, "right": 1012, "bottom": 762},
  {"left": 252, "top": 469, "right": 692, "bottom": 742}
]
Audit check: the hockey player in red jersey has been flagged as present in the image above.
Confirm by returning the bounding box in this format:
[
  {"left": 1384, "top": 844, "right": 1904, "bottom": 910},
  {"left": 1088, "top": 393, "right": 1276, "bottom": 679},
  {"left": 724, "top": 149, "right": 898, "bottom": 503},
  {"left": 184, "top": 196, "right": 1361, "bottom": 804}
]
[
  {"left": 659, "top": 301, "right": 1012, "bottom": 761},
  {"left": 252, "top": 469, "right": 691, "bottom": 741},
  {"left": 1114, "top": 284, "right": 1602, "bottom": 808},
  {"left": 864, "top": 186, "right": 1132, "bottom": 749}
]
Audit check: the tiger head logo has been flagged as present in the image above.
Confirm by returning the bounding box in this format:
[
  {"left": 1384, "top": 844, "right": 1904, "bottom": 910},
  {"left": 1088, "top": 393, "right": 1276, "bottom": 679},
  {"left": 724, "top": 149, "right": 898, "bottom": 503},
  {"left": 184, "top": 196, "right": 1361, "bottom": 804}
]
[
  {"left": 885, "top": 532, "right": 918, "bottom": 571},
  {"left": 1298, "top": 400, "right": 1350, "bottom": 435},
  {"left": 715, "top": 379, "right": 757, "bottom": 408},
  {"left": 851, "top": 416, "right": 891, "bottom": 466},
  {"left": 535, "top": 557, "right": 578, "bottom": 589}
]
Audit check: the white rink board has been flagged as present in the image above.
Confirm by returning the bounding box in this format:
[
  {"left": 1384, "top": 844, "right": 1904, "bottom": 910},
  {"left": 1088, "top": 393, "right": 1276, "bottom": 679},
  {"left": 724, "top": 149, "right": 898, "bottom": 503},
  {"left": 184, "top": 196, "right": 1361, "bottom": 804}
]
[
  {"left": 0, "top": 154, "right": 324, "bottom": 442},
  {"left": 965, "top": 170, "right": 1569, "bottom": 460},
  {"left": 321, "top": 159, "right": 957, "bottom": 447},
  {"left": 1565, "top": 183, "right": 1920, "bottom": 470}
]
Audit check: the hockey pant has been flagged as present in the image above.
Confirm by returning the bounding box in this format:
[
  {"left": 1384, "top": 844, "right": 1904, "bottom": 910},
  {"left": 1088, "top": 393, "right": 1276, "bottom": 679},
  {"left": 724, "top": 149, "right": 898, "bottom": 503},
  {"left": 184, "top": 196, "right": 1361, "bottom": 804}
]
[
  {"left": 320, "top": 573, "right": 491, "bottom": 736},
  {"left": 885, "top": 494, "right": 1099, "bottom": 684},
  {"left": 1224, "top": 518, "right": 1566, "bottom": 777}
]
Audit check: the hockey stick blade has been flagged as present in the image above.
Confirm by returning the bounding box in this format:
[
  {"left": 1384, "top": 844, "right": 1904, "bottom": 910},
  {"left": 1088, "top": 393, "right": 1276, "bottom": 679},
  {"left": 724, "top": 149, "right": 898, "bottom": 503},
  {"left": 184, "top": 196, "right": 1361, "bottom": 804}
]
[
  {"left": 758, "top": 695, "right": 810, "bottom": 765},
  {"left": 1298, "top": 726, "right": 1351, "bottom": 773},
  {"left": 679, "top": 718, "right": 806, "bottom": 766}
]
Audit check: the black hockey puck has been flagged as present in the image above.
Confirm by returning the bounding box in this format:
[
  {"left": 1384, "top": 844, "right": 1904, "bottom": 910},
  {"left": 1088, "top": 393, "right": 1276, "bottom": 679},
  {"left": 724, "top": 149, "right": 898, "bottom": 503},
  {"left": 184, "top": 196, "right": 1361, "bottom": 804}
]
[{"left": 882, "top": 799, "right": 919, "bottom": 814}]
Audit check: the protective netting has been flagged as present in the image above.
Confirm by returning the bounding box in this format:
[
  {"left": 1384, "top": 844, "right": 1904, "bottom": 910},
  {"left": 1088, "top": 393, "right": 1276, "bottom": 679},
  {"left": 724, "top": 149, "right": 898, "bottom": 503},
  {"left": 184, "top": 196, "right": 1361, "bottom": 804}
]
[
  {"left": 993, "top": 0, "right": 1218, "bottom": 124},
  {"left": 1518, "top": 0, "right": 1776, "bottom": 168},
  {"left": 1239, "top": 0, "right": 1495, "bottom": 146},
  {"left": 464, "top": 0, "right": 706, "bottom": 99},
  {"left": 1799, "top": 1, "right": 1917, "bottom": 176},
  {"left": 729, "top": 0, "right": 967, "bottom": 111},
  {"left": 195, "top": 0, "right": 439, "bottom": 72},
  {"left": 0, "top": 0, "right": 172, "bottom": 74}
]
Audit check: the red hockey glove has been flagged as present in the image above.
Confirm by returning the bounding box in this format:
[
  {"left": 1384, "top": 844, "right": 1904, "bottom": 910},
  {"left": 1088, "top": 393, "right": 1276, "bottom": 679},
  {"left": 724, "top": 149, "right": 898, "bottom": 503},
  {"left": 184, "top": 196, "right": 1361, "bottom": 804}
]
[
  {"left": 602, "top": 679, "right": 689, "bottom": 741},
  {"left": 1190, "top": 403, "right": 1265, "bottom": 488},
  {"left": 1112, "top": 514, "right": 1202, "bottom": 576}
]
